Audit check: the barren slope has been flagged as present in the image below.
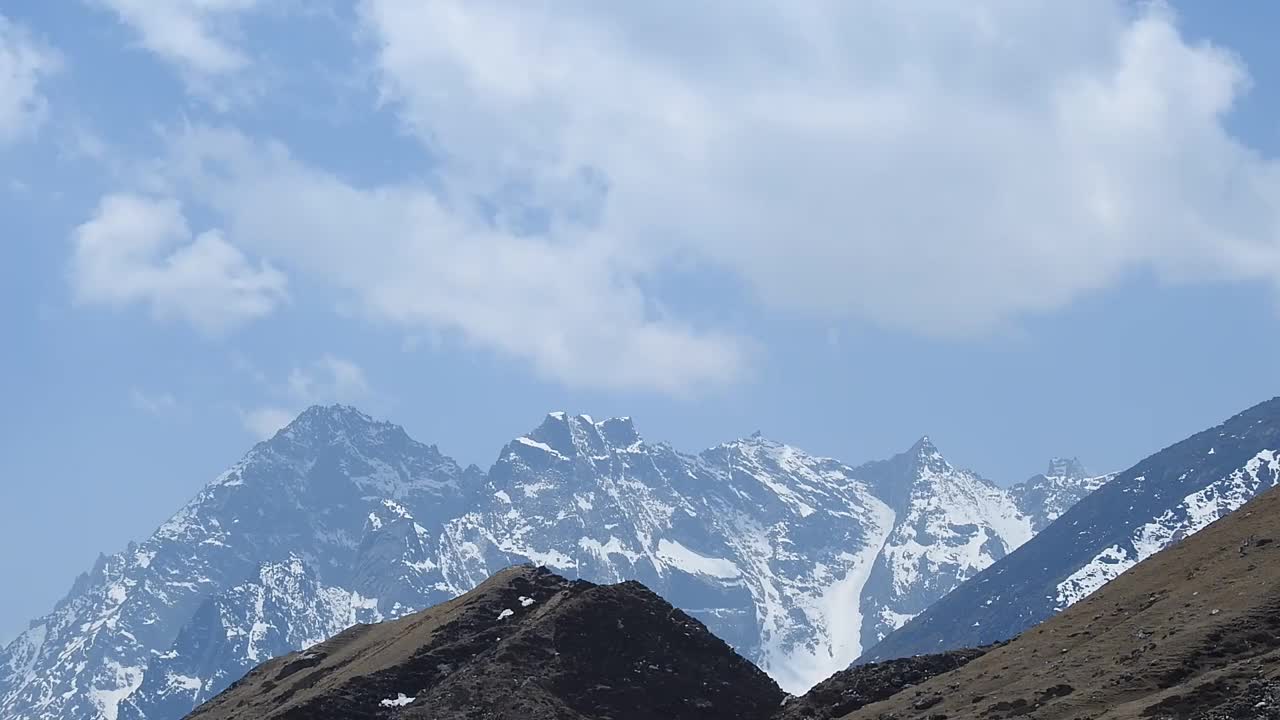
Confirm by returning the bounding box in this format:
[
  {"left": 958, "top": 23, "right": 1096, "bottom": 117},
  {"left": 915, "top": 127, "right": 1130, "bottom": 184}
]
[{"left": 184, "top": 565, "right": 785, "bottom": 720}]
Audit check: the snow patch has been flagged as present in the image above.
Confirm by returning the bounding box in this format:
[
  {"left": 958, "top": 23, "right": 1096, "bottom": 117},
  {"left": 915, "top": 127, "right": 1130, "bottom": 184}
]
[
  {"left": 655, "top": 539, "right": 740, "bottom": 579},
  {"left": 380, "top": 693, "right": 414, "bottom": 707}
]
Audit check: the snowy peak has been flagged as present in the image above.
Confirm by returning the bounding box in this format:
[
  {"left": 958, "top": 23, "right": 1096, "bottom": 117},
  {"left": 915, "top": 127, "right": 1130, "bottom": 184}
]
[
  {"left": 855, "top": 435, "right": 982, "bottom": 513},
  {"left": 513, "top": 412, "right": 643, "bottom": 463},
  {"left": 906, "top": 435, "right": 957, "bottom": 477},
  {"left": 275, "top": 404, "right": 385, "bottom": 443},
  {"left": 852, "top": 436, "right": 1033, "bottom": 651},
  {"left": 598, "top": 416, "right": 640, "bottom": 447},
  {"left": 909, "top": 434, "right": 940, "bottom": 457}
]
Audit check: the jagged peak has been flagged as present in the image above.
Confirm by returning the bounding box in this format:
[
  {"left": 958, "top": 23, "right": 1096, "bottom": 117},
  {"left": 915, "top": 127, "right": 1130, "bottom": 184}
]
[
  {"left": 273, "top": 404, "right": 390, "bottom": 443},
  {"left": 516, "top": 411, "right": 644, "bottom": 459},
  {"left": 713, "top": 431, "right": 785, "bottom": 454},
  {"left": 900, "top": 435, "right": 955, "bottom": 477},
  {"left": 293, "top": 403, "right": 375, "bottom": 425},
  {"left": 909, "top": 434, "right": 940, "bottom": 456},
  {"left": 1045, "top": 456, "right": 1089, "bottom": 479}
]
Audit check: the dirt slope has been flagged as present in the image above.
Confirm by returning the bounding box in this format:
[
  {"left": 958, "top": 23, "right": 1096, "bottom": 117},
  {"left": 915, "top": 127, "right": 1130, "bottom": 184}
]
[
  {"left": 184, "top": 565, "right": 785, "bottom": 720},
  {"left": 842, "top": 484, "right": 1280, "bottom": 720}
]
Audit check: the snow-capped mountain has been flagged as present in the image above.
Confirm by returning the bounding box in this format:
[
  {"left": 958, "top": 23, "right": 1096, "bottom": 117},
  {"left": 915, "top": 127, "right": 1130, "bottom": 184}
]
[
  {"left": 860, "top": 397, "right": 1280, "bottom": 663},
  {"left": 118, "top": 555, "right": 383, "bottom": 720},
  {"left": 439, "top": 413, "right": 901, "bottom": 693},
  {"left": 0, "top": 406, "right": 477, "bottom": 720},
  {"left": 1010, "top": 457, "right": 1116, "bottom": 532},
  {"left": 852, "top": 437, "right": 1033, "bottom": 649},
  {"left": 0, "top": 406, "right": 1107, "bottom": 719}
]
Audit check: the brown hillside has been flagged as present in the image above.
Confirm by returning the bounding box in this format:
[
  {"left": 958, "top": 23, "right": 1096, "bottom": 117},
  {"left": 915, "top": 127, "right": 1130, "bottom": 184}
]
[{"left": 184, "top": 565, "right": 784, "bottom": 720}]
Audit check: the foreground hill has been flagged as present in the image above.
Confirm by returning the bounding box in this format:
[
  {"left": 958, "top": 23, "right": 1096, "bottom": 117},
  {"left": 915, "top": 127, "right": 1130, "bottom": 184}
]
[
  {"left": 863, "top": 396, "right": 1280, "bottom": 662},
  {"left": 184, "top": 565, "right": 784, "bottom": 720},
  {"left": 843, "top": 482, "right": 1280, "bottom": 719}
]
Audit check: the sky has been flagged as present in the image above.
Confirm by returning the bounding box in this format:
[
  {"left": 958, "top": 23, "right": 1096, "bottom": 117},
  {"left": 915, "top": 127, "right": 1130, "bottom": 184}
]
[{"left": 3, "top": 0, "right": 1280, "bottom": 645}]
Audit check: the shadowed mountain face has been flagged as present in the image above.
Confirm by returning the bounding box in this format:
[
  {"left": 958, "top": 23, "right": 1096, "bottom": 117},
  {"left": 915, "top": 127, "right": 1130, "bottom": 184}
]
[
  {"left": 841, "top": 483, "right": 1280, "bottom": 719},
  {"left": 862, "top": 397, "right": 1280, "bottom": 663},
  {"left": 183, "top": 565, "right": 786, "bottom": 720}
]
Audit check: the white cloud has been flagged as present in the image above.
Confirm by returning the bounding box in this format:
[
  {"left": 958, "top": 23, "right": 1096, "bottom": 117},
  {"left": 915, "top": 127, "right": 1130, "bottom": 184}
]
[
  {"left": 161, "top": 127, "right": 746, "bottom": 394},
  {"left": 351, "top": 0, "right": 1280, "bottom": 338},
  {"left": 240, "top": 405, "right": 294, "bottom": 440},
  {"left": 287, "top": 355, "right": 370, "bottom": 404},
  {"left": 104, "top": 1, "right": 1280, "bottom": 394},
  {"left": 0, "top": 14, "right": 60, "bottom": 142},
  {"left": 240, "top": 354, "right": 374, "bottom": 438},
  {"left": 70, "top": 193, "right": 287, "bottom": 334},
  {"left": 91, "top": 0, "right": 259, "bottom": 75},
  {"left": 129, "top": 388, "right": 179, "bottom": 416}
]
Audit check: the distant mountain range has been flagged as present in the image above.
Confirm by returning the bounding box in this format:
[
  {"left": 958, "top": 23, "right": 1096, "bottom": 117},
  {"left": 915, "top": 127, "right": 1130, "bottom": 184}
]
[
  {"left": 0, "top": 406, "right": 1102, "bottom": 720},
  {"left": 175, "top": 475, "right": 1280, "bottom": 719}
]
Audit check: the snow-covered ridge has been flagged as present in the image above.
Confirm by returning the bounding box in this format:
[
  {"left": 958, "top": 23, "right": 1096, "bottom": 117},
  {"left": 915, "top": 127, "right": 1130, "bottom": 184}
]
[
  {"left": 0, "top": 405, "right": 1110, "bottom": 719},
  {"left": 1057, "top": 448, "right": 1278, "bottom": 607}
]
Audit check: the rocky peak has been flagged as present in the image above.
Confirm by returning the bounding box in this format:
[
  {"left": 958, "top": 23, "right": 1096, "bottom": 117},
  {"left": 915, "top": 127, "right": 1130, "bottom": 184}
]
[
  {"left": 855, "top": 435, "right": 970, "bottom": 512},
  {"left": 1044, "top": 457, "right": 1088, "bottom": 479},
  {"left": 519, "top": 412, "right": 643, "bottom": 460},
  {"left": 906, "top": 435, "right": 951, "bottom": 474},
  {"left": 262, "top": 404, "right": 426, "bottom": 464},
  {"left": 281, "top": 404, "right": 379, "bottom": 437},
  {"left": 598, "top": 416, "right": 640, "bottom": 447}
]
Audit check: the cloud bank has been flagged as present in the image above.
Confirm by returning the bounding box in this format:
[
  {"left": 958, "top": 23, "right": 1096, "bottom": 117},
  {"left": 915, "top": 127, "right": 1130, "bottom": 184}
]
[{"left": 78, "top": 1, "right": 1280, "bottom": 392}]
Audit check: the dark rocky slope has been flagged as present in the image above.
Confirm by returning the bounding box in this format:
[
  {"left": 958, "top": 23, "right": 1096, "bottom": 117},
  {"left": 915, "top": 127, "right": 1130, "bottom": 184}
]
[
  {"left": 776, "top": 646, "right": 992, "bottom": 720},
  {"left": 842, "top": 483, "right": 1280, "bottom": 719},
  {"left": 184, "top": 565, "right": 785, "bottom": 720}
]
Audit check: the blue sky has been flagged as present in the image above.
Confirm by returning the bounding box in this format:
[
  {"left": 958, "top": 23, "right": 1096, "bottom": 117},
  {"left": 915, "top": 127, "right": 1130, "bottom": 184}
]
[{"left": 3, "top": 0, "right": 1280, "bottom": 644}]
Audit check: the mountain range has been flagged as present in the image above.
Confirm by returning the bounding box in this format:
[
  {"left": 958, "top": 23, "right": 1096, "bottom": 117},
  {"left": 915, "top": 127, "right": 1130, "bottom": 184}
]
[
  {"left": 179, "top": 475, "right": 1280, "bottom": 719},
  {"left": 0, "top": 405, "right": 1104, "bottom": 720}
]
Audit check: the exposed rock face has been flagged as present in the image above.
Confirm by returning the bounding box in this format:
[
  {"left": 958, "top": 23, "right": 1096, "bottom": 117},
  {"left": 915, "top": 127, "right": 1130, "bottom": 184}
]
[{"left": 183, "top": 566, "right": 786, "bottom": 720}]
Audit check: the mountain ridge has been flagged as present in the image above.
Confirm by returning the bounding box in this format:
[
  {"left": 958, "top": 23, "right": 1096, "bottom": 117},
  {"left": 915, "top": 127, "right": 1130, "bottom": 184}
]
[{"left": 0, "top": 405, "right": 1105, "bottom": 720}]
